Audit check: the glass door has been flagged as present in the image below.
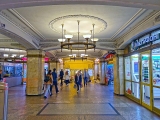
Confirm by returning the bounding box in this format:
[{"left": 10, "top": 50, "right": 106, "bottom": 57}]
[
  {"left": 131, "top": 54, "right": 140, "bottom": 99},
  {"left": 141, "top": 51, "right": 152, "bottom": 110},
  {"left": 152, "top": 48, "right": 160, "bottom": 113}
]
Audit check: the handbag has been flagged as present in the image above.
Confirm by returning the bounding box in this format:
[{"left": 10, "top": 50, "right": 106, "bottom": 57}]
[
  {"left": 80, "top": 84, "right": 83, "bottom": 88},
  {"left": 74, "top": 84, "right": 77, "bottom": 89}
]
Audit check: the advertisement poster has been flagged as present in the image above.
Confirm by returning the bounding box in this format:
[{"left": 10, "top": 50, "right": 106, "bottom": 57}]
[
  {"left": 134, "top": 62, "right": 139, "bottom": 73},
  {"left": 88, "top": 69, "right": 93, "bottom": 76},
  {"left": 125, "top": 57, "right": 131, "bottom": 80},
  {"left": 107, "top": 64, "right": 114, "bottom": 81}
]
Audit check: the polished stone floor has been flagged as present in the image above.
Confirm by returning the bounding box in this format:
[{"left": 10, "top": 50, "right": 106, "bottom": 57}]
[{"left": 7, "top": 82, "right": 160, "bottom": 120}]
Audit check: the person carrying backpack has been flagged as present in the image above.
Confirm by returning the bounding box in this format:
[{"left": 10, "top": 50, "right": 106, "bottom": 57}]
[{"left": 44, "top": 70, "right": 53, "bottom": 99}]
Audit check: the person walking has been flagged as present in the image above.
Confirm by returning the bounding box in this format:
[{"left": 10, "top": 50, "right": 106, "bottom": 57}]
[
  {"left": 51, "top": 68, "right": 59, "bottom": 94},
  {"left": 44, "top": 70, "right": 53, "bottom": 99},
  {"left": 64, "top": 71, "right": 70, "bottom": 86},
  {"left": 59, "top": 69, "right": 64, "bottom": 86},
  {"left": 83, "top": 69, "right": 89, "bottom": 87},
  {"left": 75, "top": 71, "right": 82, "bottom": 93},
  {"left": 0, "top": 70, "right": 2, "bottom": 81}
]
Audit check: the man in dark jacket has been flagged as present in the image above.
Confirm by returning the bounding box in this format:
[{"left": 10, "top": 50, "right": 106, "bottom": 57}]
[
  {"left": 50, "top": 68, "right": 59, "bottom": 95},
  {"left": 59, "top": 69, "right": 64, "bottom": 86},
  {"left": 75, "top": 71, "right": 82, "bottom": 93}
]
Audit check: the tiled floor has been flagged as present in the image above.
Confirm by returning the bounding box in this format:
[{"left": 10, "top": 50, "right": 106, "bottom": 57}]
[{"left": 7, "top": 82, "right": 160, "bottom": 120}]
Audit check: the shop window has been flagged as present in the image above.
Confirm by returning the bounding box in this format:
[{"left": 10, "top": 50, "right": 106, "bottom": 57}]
[
  {"left": 125, "top": 57, "right": 131, "bottom": 81},
  {"left": 142, "top": 85, "right": 150, "bottom": 105},
  {"left": 153, "top": 87, "right": 160, "bottom": 109},
  {"left": 141, "top": 54, "right": 150, "bottom": 83},
  {"left": 131, "top": 54, "right": 139, "bottom": 82},
  {"left": 125, "top": 81, "right": 131, "bottom": 94},
  {"left": 152, "top": 48, "right": 160, "bottom": 87},
  {"left": 132, "top": 82, "right": 140, "bottom": 99}
]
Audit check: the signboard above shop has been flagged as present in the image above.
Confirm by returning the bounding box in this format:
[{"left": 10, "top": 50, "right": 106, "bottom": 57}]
[{"left": 131, "top": 31, "right": 160, "bottom": 51}]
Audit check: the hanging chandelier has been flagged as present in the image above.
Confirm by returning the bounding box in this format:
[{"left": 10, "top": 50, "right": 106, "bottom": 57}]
[{"left": 58, "top": 20, "right": 99, "bottom": 56}]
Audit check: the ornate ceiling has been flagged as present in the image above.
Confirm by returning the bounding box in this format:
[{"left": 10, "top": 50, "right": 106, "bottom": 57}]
[{"left": 0, "top": 1, "right": 158, "bottom": 59}]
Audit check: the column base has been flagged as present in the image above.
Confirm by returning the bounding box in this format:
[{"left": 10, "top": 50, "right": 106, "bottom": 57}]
[
  {"left": 114, "top": 92, "right": 124, "bottom": 96},
  {"left": 26, "top": 87, "right": 43, "bottom": 95}
]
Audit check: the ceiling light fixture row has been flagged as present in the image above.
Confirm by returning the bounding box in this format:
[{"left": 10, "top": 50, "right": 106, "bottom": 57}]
[{"left": 58, "top": 20, "right": 98, "bottom": 61}]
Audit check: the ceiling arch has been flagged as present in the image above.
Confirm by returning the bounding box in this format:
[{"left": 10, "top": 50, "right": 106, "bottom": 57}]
[
  {"left": 0, "top": 0, "right": 160, "bottom": 10},
  {"left": 0, "top": 29, "right": 37, "bottom": 49},
  {"left": 0, "top": 1, "right": 159, "bottom": 59}
]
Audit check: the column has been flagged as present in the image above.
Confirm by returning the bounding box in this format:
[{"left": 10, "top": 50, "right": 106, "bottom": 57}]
[
  {"left": 26, "top": 50, "right": 45, "bottom": 95},
  {"left": 99, "top": 58, "right": 106, "bottom": 85},
  {"left": 94, "top": 63, "right": 99, "bottom": 80},
  {"left": 49, "top": 62, "right": 57, "bottom": 71},
  {"left": 59, "top": 62, "right": 63, "bottom": 70},
  {"left": 113, "top": 50, "right": 124, "bottom": 95}
]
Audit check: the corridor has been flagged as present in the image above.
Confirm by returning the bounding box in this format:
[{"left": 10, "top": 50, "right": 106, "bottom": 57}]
[{"left": 7, "top": 82, "right": 159, "bottom": 120}]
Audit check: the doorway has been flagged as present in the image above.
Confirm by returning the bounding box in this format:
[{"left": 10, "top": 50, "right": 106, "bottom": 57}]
[{"left": 140, "top": 51, "right": 152, "bottom": 110}]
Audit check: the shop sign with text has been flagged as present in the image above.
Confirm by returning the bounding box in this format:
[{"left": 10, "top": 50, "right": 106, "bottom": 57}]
[{"left": 131, "top": 33, "right": 160, "bottom": 51}]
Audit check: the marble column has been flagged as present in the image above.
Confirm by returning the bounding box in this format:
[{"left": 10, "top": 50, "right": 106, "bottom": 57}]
[
  {"left": 49, "top": 62, "right": 57, "bottom": 71},
  {"left": 99, "top": 59, "right": 106, "bottom": 85},
  {"left": 26, "top": 50, "right": 45, "bottom": 95},
  {"left": 94, "top": 63, "right": 99, "bottom": 80},
  {"left": 60, "top": 62, "right": 63, "bottom": 70},
  {"left": 113, "top": 50, "right": 124, "bottom": 95}
]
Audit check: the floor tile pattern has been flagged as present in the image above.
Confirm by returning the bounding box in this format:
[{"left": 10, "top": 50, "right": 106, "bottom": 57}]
[
  {"left": 38, "top": 103, "right": 119, "bottom": 115},
  {"left": 7, "top": 82, "right": 160, "bottom": 120}
]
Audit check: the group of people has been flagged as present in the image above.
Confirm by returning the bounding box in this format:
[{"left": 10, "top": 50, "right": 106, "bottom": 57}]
[
  {"left": 43, "top": 69, "right": 90, "bottom": 98},
  {"left": 75, "top": 69, "right": 90, "bottom": 92},
  {"left": 44, "top": 68, "right": 59, "bottom": 99}
]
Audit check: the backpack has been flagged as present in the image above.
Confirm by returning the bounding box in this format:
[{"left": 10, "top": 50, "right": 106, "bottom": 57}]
[{"left": 44, "top": 75, "right": 50, "bottom": 83}]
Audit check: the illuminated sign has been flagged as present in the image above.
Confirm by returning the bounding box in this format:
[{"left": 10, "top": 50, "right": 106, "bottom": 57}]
[{"left": 131, "top": 33, "right": 160, "bottom": 51}]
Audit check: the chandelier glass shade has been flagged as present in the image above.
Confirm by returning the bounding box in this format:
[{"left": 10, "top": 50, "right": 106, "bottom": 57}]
[
  {"left": 69, "top": 54, "right": 88, "bottom": 61},
  {"left": 58, "top": 39, "right": 65, "bottom": 42}
]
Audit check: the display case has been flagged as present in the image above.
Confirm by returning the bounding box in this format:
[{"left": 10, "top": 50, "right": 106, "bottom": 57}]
[{"left": 141, "top": 55, "right": 149, "bottom": 83}]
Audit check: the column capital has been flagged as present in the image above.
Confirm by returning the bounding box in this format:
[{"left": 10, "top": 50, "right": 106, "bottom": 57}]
[
  {"left": 27, "top": 49, "right": 45, "bottom": 57},
  {"left": 99, "top": 58, "right": 105, "bottom": 63},
  {"left": 115, "top": 49, "right": 124, "bottom": 55}
]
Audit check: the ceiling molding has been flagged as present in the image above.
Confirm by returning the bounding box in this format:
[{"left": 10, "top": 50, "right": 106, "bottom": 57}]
[
  {"left": 0, "top": 0, "right": 160, "bottom": 10},
  {"left": 9, "top": 9, "right": 46, "bottom": 41},
  {"left": 111, "top": 9, "right": 147, "bottom": 40},
  {"left": 0, "top": 38, "right": 16, "bottom": 42},
  {"left": 0, "top": 28, "right": 37, "bottom": 49},
  {"left": 0, "top": 10, "right": 40, "bottom": 43},
  {"left": 99, "top": 43, "right": 116, "bottom": 48},
  {"left": 116, "top": 10, "right": 160, "bottom": 49},
  {"left": 40, "top": 43, "right": 59, "bottom": 48},
  {"left": 49, "top": 14, "right": 107, "bottom": 35}
]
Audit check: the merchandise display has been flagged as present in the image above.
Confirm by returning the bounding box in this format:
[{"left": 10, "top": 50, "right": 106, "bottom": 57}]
[{"left": 141, "top": 55, "right": 149, "bottom": 83}]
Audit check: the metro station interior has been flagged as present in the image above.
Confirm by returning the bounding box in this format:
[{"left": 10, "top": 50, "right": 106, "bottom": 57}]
[{"left": 0, "top": 0, "right": 160, "bottom": 120}]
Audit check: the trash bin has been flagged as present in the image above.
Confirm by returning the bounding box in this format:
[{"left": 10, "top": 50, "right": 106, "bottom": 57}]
[{"left": 0, "top": 82, "right": 8, "bottom": 120}]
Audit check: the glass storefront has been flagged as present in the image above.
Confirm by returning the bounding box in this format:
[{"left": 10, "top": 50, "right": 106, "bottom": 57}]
[
  {"left": 124, "top": 48, "right": 160, "bottom": 115},
  {"left": 124, "top": 28, "right": 160, "bottom": 115},
  {"left": 152, "top": 48, "right": 160, "bottom": 110}
]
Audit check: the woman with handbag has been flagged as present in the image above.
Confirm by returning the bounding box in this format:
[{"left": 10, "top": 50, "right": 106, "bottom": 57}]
[{"left": 44, "top": 70, "right": 53, "bottom": 99}]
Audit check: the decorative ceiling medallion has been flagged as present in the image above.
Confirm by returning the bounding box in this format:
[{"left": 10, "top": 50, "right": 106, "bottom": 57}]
[{"left": 49, "top": 14, "right": 107, "bottom": 35}]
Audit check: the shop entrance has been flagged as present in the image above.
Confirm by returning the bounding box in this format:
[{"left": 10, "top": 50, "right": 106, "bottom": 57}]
[{"left": 140, "top": 51, "right": 152, "bottom": 110}]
